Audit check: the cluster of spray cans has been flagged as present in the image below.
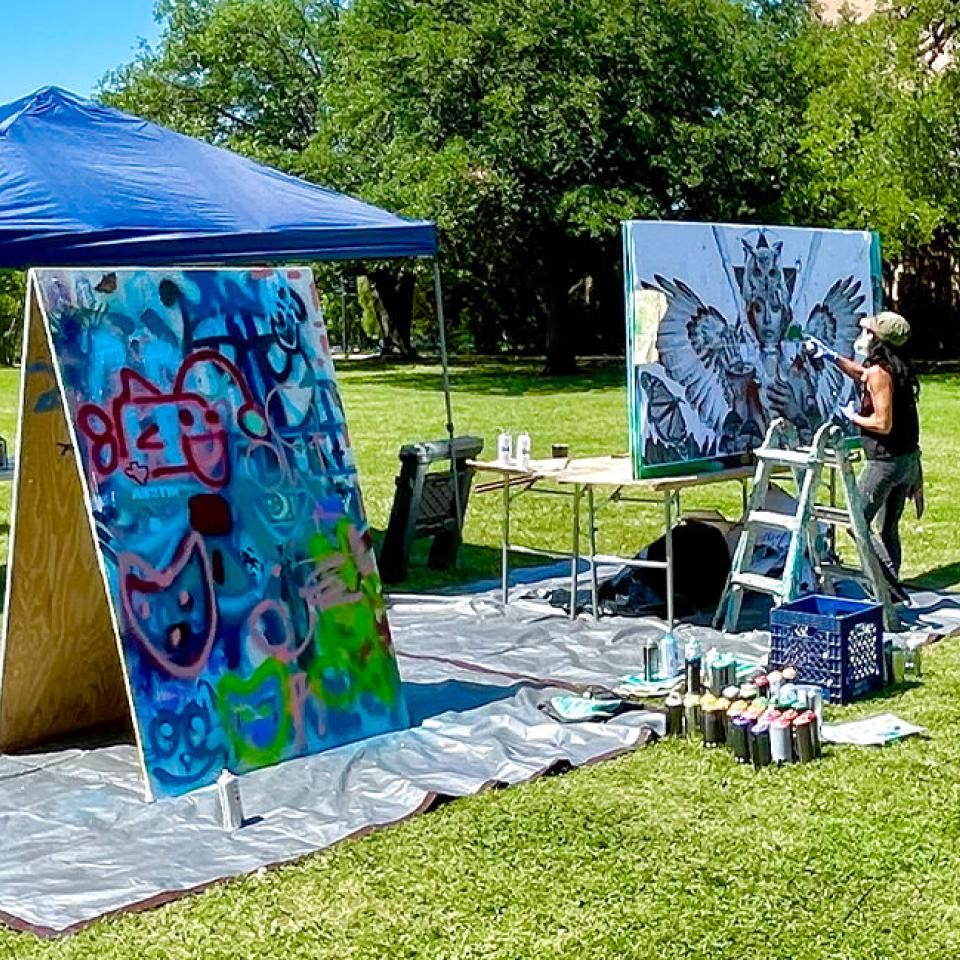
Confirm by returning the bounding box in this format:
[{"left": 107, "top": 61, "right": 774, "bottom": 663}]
[{"left": 661, "top": 638, "right": 825, "bottom": 768}]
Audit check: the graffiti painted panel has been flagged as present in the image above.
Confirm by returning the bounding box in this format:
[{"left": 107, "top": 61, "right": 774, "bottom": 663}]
[
  {"left": 623, "top": 221, "right": 881, "bottom": 478},
  {"left": 36, "top": 268, "right": 408, "bottom": 797}
]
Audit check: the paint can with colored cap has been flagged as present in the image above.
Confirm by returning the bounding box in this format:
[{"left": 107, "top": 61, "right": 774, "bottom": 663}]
[
  {"left": 683, "top": 693, "right": 702, "bottom": 738},
  {"left": 702, "top": 704, "right": 725, "bottom": 747},
  {"left": 664, "top": 691, "right": 684, "bottom": 736},
  {"left": 793, "top": 714, "right": 816, "bottom": 763},
  {"left": 771, "top": 716, "right": 794, "bottom": 765},
  {"left": 750, "top": 721, "right": 772, "bottom": 769},
  {"left": 217, "top": 769, "right": 244, "bottom": 831},
  {"left": 731, "top": 715, "right": 753, "bottom": 764}
]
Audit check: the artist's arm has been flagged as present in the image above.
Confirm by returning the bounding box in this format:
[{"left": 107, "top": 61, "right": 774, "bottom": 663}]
[
  {"left": 834, "top": 355, "right": 866, "bottom": 381},
  {"left": 804, "top": 338, "right": 864, "bottom": 379},
  {"left": 850, "top": 366, "right": 893, "bottom": 434}
]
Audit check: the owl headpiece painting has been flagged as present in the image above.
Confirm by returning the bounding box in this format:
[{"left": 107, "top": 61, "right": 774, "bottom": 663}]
[{"left": 623, "top": 221, "right": 881, "bottom": 478}]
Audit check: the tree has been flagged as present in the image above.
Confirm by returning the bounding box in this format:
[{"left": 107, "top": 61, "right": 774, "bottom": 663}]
[
  {"left": 786, "top": 0, "right": 960, "bottom": 354},
  {"left": 0, "top": 272, "right": 25, "bottom": 367},
  {"left": 107, "top": 0, "right": 812, "bottom": 369}
]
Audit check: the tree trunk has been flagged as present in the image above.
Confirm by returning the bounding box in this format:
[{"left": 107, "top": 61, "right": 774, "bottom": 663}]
[{"left": 369, "top": 269, "right": 417, "bottom": 358}]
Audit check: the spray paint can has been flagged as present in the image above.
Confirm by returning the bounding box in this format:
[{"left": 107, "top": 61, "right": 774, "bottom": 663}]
[
  {"left": 217, "top": 769, "right": 244, "bottom": 831},
  {"left": 516, "top": 431, "right": 532, "bottom": 470},
  {"left": 771, "top": 716, "right": 794, "bottom": 765},
  {"left": 659, "top": 632, "right": 681, "bottom": 679},
  {"left": 794, "top": 685, "right": 824, "bottom": 726},
  {"left": 738, "top": 682, "right": 759, "bottom": 702},
  {"left": 703, "top": 704, "right": 725, "bottom": 747},
  {"left": 883, "top": 638, "right": 895, "bottom": 686},
  {"left": 750, "top": 721, "right": 772, "bottom": 769},
  {"left": 768, "top": 670, "right": 784, "bottom": 699},
  {"left": 684, "top": 637, "right": 703, "bottom": 694},
  {"left": 782, "top": 666, "right": 798, "bottom": 684},
  {"left": 497, "top": 430, "right": 513, "bottom": 465},
  {"left": 683, "top": 693, "right": 702, "bottom": 738},
  {"left": 907, "top": 644, "right": 923, "bottom": 678},
  {"left": 793, "top": 714, "right": 816, "bottom": 763},
  {"left": 643, "top": 637, "right": 660, "bottom": 682},
  {"left": 731, "top": 715, "right": 754, "bottom": 764},
  {"left": 722, "top": 685, "right": 741, "bottom": 702},
  {"left": 725, "top": 700, "right": 747, "bottom": 740},
  {"left": 754, "top": 674, "right": 770, "bottom": 700},
  {"left": 892, "top": 647, "right": 906, "bottom": 685},
  {"left": 664, "top": 691, "right": 684, "bottom": 736},
  {"left": 802, "top": 709, "right": 822, "bottom": 758}
]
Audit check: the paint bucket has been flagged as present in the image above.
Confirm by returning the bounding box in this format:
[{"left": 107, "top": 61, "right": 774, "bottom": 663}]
[
  {"left": 750, "top": 721, "right": 772, "bottom": 769},
  {"left": 731, "top": 716, "right": 754, "bottom": 764},
  {"left": 793, "top": 714, "right": 816, "bottom": 763},
  {"left": 683, "top": 693, "right": 702, "bottom": 737},
  {"left": 217, "top": 769, "right": 244, "bottom": 831},
  {"left": 665, "top": 691, "right": 684, "bottom": 736},
  {"left": 771, "top": 716, "right": 794, "bottom": 765}
]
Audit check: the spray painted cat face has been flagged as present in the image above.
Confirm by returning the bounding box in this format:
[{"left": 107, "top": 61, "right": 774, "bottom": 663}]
[
  {"left": 119, "top": 532, "right": 218, "bottom": 679},
  {"left": 218, "top": 658, "right": 292, "bottom": 769},
  {"left": 147, "top": 694, "right": 227, "bottom": 792}
]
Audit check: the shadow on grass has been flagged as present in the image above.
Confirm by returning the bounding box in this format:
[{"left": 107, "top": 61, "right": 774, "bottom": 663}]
[
  {"left": 340, "top": 359, "right": 626, "bottom": 396},
  {"left": 907, "top": 561, "right": 960, "bottom": 592}
]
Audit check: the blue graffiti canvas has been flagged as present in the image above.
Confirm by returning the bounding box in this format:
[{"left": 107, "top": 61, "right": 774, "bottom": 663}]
[
  {"left": 35, "top": 268, "right": 409, "bottom": 798},
  {"left": 623, "top": 221, "right": 881, "bottom": 478}
]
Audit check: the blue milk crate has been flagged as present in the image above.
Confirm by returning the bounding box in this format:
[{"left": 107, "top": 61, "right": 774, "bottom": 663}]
[{"left": 769, "top": 594, "right": 884, "bottom": 704}]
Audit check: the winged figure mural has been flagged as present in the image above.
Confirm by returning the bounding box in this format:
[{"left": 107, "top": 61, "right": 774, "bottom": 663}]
[{"left": 632, "top": 229, "right": 870, "bottom": 469}]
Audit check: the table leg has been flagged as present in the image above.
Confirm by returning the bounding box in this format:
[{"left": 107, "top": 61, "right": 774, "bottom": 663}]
[
  {"left": 501, "top": 474, "right": 510, "bottom": 605},
  {"left": 665, "top": 491, "right": 675, "bottom": 631},
  {"left": 588, "top": 485, "right": 599, "bottom": 620},
  {"left": 570, "top": 484, "right": 581, "bottom": 620}
]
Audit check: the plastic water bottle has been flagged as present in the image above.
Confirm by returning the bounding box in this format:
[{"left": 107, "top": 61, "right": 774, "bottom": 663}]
[
  {"left": 497, "top": 430, "right": 513, "bottom": 465},
  {"left": 516, "top": 432, "right": 531, "bottom": 470}
]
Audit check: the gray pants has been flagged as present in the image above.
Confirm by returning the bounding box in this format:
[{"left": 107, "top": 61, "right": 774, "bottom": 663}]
[{"left": 858, "top": 451, "right": 921, "bottom": 579}]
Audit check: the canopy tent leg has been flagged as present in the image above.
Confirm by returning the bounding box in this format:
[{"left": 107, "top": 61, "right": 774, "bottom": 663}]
[{"left": 432, "top": 260, "right": 463, "bottom": 566}]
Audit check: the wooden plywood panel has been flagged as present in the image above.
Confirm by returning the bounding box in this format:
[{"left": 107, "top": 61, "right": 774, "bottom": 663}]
[{"left": 0, "top": 284, "right": 127, "bottom": 750}]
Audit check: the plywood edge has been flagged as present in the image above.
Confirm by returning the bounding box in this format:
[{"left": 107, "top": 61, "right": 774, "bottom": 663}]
[{"left": 0, "top": 277, "right": 137, "bottom": 779}]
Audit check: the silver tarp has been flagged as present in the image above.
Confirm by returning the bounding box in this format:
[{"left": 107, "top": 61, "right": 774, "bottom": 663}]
[{"left": 0, "top": 571, "right": 957, "bottom": 935}]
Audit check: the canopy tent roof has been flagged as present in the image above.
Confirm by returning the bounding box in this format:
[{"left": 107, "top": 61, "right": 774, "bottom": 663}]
[{"left": 0, "top": 87, "right": 436, "bottom": 268}]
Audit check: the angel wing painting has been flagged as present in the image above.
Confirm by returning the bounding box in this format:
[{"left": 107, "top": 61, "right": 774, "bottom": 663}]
[{"left": 624, "top": 222, "right": 879, "bottom": 478}]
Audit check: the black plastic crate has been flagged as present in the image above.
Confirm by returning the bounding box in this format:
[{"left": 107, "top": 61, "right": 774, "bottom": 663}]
[{"left": 769, "top": 594, "right": 884, "bottom": 704}]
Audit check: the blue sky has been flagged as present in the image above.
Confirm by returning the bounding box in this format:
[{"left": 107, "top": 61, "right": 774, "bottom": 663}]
[{"left": 0, "top": 0, "right": 161, "bottom": 104}]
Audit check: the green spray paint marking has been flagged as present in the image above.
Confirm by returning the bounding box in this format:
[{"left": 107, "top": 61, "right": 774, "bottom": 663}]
[{"left": 218, "top": 657, "right": 293, "bottom": 769}]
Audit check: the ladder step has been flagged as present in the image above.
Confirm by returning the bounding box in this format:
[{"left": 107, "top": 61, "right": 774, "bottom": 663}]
[
  {"left": 813, "top": 505, "right": 851, "bottom": 526},
  {"left": 821, "top": 563, "right": 871, "bottom": 584},
  {"left": 754, "top": 448, "right": 813, "bottom": 468},
  {"left": 747, "top": 510, "right": 799, "bottom": 532},
  {"left": 731, "top": 571, "right": 786, "bottom": 597}
]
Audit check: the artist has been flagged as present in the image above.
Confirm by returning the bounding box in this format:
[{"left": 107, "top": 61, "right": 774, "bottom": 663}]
[{"left": 807, "top": 311, "right": 922, "bottom": 589}]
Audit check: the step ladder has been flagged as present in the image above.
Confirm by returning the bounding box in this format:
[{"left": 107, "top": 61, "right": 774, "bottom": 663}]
[{"left": 714, "top": 418, "right": 901, "bottom": 633}]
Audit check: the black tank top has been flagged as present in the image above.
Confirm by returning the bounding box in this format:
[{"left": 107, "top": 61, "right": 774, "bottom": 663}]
[{"left": 859, "top": 366, "right": 919, "bottom": 460}]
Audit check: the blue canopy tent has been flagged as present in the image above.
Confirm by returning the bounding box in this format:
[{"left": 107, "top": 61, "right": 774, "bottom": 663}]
[{"left": 0, "top": 85, "right": 456, "bottom": 468}]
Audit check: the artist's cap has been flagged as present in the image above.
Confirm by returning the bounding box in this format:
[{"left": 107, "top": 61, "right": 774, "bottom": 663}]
[{"left": 860, "top": 311, "right": 911, "bottom": 347}]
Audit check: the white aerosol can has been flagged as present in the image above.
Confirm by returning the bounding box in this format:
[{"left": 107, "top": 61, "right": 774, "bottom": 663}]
[
  {"left": 217, "top": 769, "right": 244, "bottom": 831},
  {"left": 516, "top": 432, "right": 532, "bottom": 470},
  {"left": 497, "top": 430, "right": 513, "bottom": 465}
]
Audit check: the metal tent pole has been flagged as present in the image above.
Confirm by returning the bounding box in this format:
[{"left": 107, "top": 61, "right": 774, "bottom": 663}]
[{"left": 432, "top": 259, "right": 463, "bottom": 562}]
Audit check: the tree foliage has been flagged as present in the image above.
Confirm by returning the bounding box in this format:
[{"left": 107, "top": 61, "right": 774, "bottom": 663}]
[{"left": 105, "top": 0, "right": 812, "bottom": 368}]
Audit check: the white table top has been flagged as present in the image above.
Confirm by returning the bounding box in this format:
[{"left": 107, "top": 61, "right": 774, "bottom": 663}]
[{"left": 469, "top": 454, "right": 756, "bottom": 491}]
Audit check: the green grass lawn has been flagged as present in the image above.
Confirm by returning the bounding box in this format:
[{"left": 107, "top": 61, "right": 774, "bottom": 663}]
[{"left": 1, "top": 360, "right": 959, "bottom": 959}]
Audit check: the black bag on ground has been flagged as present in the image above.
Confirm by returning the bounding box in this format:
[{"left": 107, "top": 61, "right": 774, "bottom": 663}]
[{"left": 597, "top": 519, "right": 731, "bottom": 617}]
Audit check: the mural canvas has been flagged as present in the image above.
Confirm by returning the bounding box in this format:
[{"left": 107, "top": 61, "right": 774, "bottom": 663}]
[
  {"left": 34, "top": 268, "right": 409, "bottom": 798},
  {"left": 623, "top": 221, "right": 881, "bottom": 478}
]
